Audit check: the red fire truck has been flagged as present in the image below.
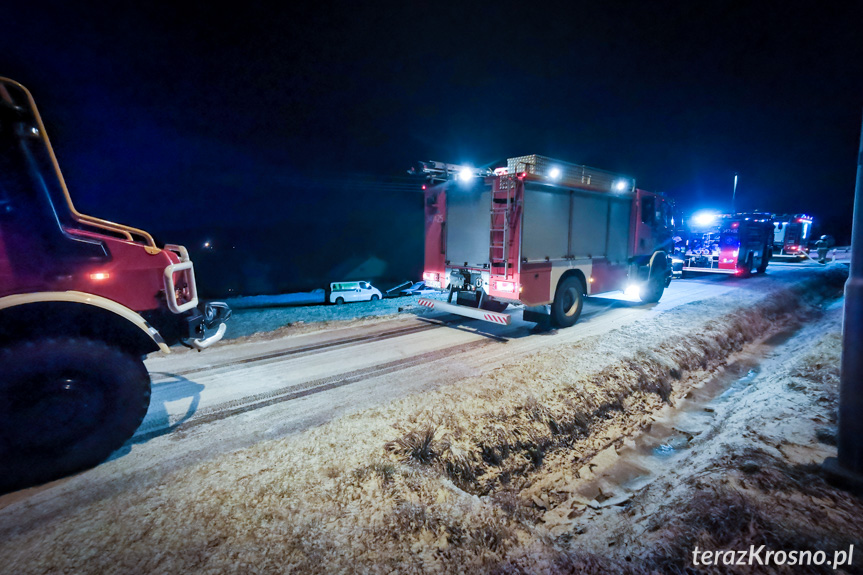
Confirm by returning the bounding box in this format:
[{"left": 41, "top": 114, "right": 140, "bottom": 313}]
[
  {"left": 0, "top": 78, "right": 230, "bottom": 490},
  {"left": 678, "top": 212, "right": 773, "bottom": 276},
  {"left": 416, "top": 155, "right": 673, "bottom": 327}
]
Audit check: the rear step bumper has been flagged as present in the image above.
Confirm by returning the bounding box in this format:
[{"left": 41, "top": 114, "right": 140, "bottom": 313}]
[{"left": 417, "top": 298, "right": 510, "bottom": 325}]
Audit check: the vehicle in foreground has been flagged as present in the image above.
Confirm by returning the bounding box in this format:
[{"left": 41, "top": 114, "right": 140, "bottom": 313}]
[
  {"left": 678, "top": 212, "right": 773, "bottom": 276},
  {"left": 0, "top": 78, "right": 230, "bottom": 490},
  {"left": 415, "top": 155, "right": 674, "bottom": 327},
  {"left": 329, "top": 281, "right": 382, "bottom": 304}
]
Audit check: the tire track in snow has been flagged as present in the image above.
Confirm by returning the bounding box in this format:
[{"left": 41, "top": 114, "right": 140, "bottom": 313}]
[
  {"left": 135, "top": 336, "right": 502, "bottom": 441},
  {"left": 155, "top": 319, "right": 457, "bottom": 380}
]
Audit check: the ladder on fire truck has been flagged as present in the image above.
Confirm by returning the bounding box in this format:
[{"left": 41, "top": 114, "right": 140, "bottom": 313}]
[{"left": 490, "top": 174, "right": 521, "bottom": 279}]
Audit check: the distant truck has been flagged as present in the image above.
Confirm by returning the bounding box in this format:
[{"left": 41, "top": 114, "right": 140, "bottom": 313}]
[
  {"left": 0, "top": 78, "right": 230, "bottom": 490},
  {"left": 678, "top": 212, "right": 773, "bottom": 276},
  {"left": 415, "top": 155, "right": 673, "bottom": 327},
  {"left": 772, "top": 214, "right": 813, "bottom": 258}
]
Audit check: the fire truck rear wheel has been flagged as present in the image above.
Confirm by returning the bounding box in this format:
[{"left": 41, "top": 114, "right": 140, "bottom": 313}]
[
  {"left": 756, "top": 248, "right": 770, "bottom": 274},
  {"left": 551, "top": 277, "right": 585, "bottom": 328},
  {"left": 739, "top": 254, "right": 754, "bottom": 278},
  {"left": 0, "top": 338, "right": 151, "bottom": 492}
]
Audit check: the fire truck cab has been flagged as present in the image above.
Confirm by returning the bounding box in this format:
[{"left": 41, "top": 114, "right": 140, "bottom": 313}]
[
  {"left": 0, "top": 78, "right": 230, "bottom": 490},
  {"left": 416, "top": 155, "right": 673, "bottom": 328}
]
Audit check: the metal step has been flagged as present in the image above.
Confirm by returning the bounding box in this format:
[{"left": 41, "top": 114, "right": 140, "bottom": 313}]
[{"left": 417, "top": 298, "right": 511, "bottom": 325}]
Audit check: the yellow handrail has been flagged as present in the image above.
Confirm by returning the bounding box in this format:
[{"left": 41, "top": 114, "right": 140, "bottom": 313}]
[{"left": 1, "top": 77, "right": 161, "bottom": 254}]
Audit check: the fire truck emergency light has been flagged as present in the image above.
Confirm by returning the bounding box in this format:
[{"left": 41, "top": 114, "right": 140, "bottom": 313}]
[{"left": 693, "top": 211, "right": 719, "bottom": 226}]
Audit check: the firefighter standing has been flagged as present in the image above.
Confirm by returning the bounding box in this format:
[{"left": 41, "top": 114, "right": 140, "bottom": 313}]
[{"left": 815, "top": 235, "right": 830, "bottom": 264}]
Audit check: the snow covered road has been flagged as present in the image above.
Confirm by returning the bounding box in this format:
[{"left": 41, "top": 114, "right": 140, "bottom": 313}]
[
  {"left": 138, "top": 272, "right": 744, "bottom": 443},
  {"left": 0, "top": 263, "right": 825, "bottom": 511}
]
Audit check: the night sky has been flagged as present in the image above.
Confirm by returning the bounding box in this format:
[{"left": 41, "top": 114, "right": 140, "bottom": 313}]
[{"left": 2, "top": 2, "right": 861, "bottom": 294}]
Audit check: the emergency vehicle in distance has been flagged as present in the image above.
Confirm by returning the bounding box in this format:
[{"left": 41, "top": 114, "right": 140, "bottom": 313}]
[
  {"left": 0, "top": 78, "right": 230, "bottom": 491},
  {"left": 772, "top": 214, "right": 813, "bottom": 258},
  {"left": 677, "top": 212, "right": 774, "bottom": 276},
  {"left": 415, "top": 155, "right": 674, "bottom": 328}
]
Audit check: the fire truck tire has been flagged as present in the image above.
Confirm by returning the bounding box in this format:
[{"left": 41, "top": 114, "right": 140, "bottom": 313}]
[
  {"left": 756, "top": 248, "right": 770, "bottom": 274},
  {"left": 739, "top": 254, "right": 754, "bottom": 278},
  {"left": 551, "top": 277, "right": 585, "bottom": 328},
  {"left": 640, "top": 257, "right": 668, "bottom": 303},
  {"left": 0, "top": 338, "right": 151, "bottom": 492}
]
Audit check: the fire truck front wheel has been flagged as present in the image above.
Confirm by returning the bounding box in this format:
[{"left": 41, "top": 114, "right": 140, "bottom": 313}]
[
  {"left": 551, "top": 277, "right": 585, "bottom": 328},
  {"left": 0, "top": 338, "right": 151, "bottom": 492},
  {"left": 640, "top": 254, "right": 669, "bottom": 303}
]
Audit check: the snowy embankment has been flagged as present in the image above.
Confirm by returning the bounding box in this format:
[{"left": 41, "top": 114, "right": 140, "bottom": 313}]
[
  {"left": 223, "top": 288, "right": 327, "bottom": 309},
  {"left": 0, "top": 266, "right": 854, "bottom": 574},
  {"left": 222, "top": 291, "right": 449, "bottom": 339}
]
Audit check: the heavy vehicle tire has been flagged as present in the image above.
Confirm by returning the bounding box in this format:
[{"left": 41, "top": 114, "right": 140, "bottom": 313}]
[
  {"left": 551, "top": 277, "right": 585, "bottom": 328},
  {"left": 739, "top": 253, "right": 753, "bottom": 278},
  {"left": 756, "top": 248, "right": 770, "bottom": 274},
  {"left": 370, "top": 294, "right": 379, "bottom": 301},
  {"left": 640, "top": 253, "right": 668, "bottom": 303},
  {"left": 335, "top": 297, "right": 345, "bottom": 305},
  {"left": 0, "top": 338, "right": 151, "bottom": 492}
]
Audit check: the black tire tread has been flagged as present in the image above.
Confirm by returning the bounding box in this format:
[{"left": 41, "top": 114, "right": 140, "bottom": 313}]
[
  {"left": 551, "top": 277, "right": 585, "bottom": 328},
  {"left": 0, "top": 337, "right": 151, "bottom": 492}
]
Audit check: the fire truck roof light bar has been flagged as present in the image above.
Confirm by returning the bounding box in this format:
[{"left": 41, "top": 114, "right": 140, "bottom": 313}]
[
  {"left": 507, "top": 154, "right": 636, "bottom": 194},
  {"left": 413, "top": 161, "right": 493, "bottom": 183}
]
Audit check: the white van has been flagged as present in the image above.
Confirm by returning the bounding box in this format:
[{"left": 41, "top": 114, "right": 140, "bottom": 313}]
[{"left": 329, "top": 281, "right": 383, "bottom": 304}]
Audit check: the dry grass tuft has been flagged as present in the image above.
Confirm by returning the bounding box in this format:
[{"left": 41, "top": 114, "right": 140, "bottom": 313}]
[
  {"left": 644, "top": 448, "right": 863, "bottom": 574},
  {"left": 386, "top": 426, "right": 440, "bottom": 464}
]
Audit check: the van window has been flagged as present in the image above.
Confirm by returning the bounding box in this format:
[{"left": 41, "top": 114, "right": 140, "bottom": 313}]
[{"left": 360, "top": 282, "right": 370, "bottom": 289}]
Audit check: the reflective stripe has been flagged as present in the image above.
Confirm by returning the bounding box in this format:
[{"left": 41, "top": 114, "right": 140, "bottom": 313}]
[{"left": 0, "top": 291, "right": 170, "bottom": 353}]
